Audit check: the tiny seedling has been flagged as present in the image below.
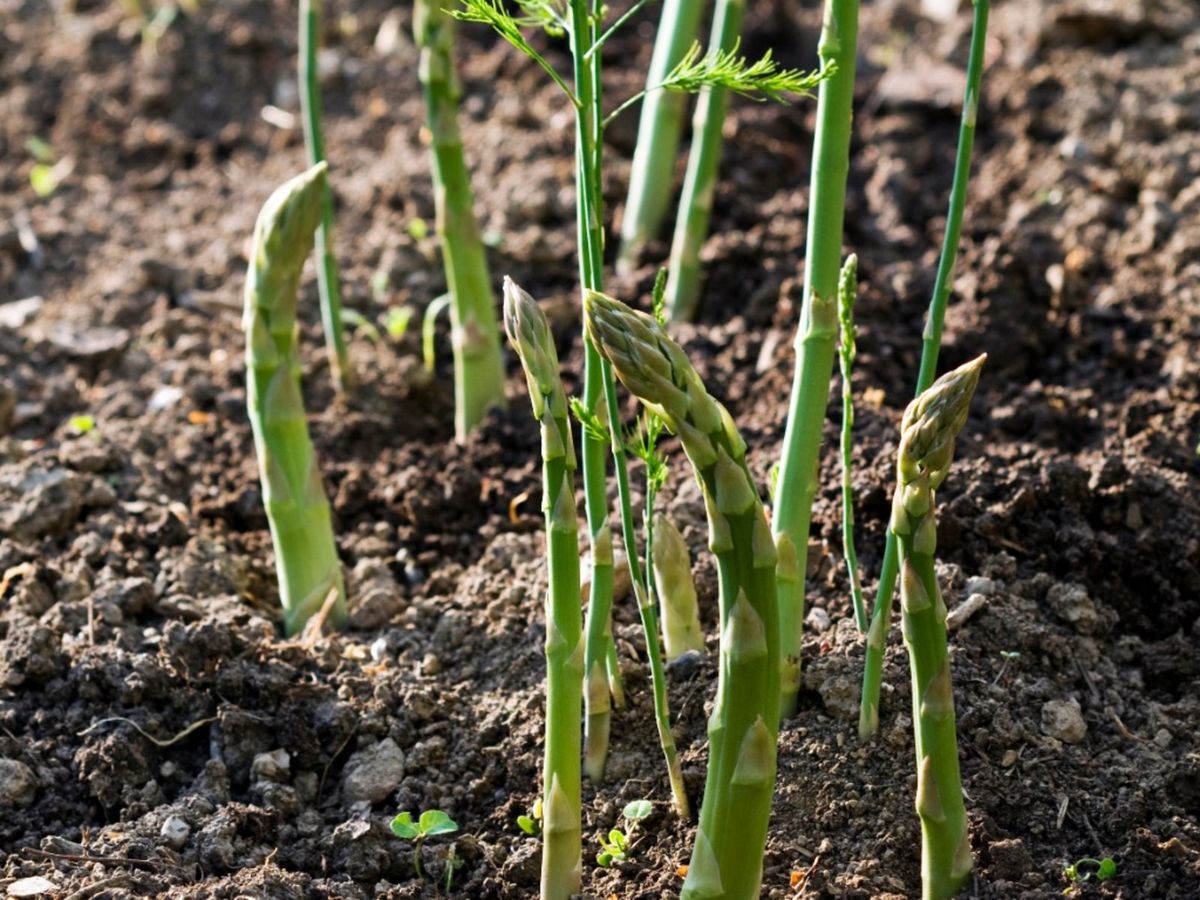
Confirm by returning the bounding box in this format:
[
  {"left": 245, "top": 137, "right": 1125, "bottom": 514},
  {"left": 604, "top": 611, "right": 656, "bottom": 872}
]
[
  {"left": 516, "top": 798, "right": 543, "bottom": 837},
  {"left": 67, "top": 414, "right": 96, "bottom": 435},
  {"left": 385, "top": 306, "right": 416, "bottom": 339},
  {"left": 390, "top": 809, "right": 460, "bottom": 879},
  {"left": 595, "top": 800, "right": 652, "bottom": 867},
  {"left": 1063, "top": 856, "right": 1117, "bottom": 887},
  {"left": 441, "top": 845, "right": 464, "bottom": 894}
]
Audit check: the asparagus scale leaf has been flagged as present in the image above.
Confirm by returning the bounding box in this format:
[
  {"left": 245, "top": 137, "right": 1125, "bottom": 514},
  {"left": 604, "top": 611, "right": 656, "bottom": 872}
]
[
  {"left": 584, "top": 291, "right": 780, "bottom": 900},
  {"left": 890, "top": 355, "right": 985, "bottom": 900},
  {"left": 243, "top": 163, "right": 347, "bottom": 636},
  {"left": 652, "top": 512, "right": 705, "bottom": 659},
  {"left": 502, "top": 279, "right": 583, "bottom": 900}
]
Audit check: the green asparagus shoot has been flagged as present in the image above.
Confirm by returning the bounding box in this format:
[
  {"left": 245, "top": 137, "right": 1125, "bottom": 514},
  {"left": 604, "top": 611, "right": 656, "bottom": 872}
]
[
  {"left": 243, "top": 163, "right": 346, "bottom": 635},
  {"left": 836, "top": 255, "right": 866, "bottom": 631},
  {"left": 423, "top": 294, "right": 453, "bottom": 373},
  {"left": 390, "top": 810, "right": 459, "bottom": 879},
  {"left": 299, "top": 0, "right": 353, "bottom": 392},
  {"left": 890, "top": 355, "right": 985, "bottom": 900},
  {"left": 585, "top": 290, "right": 780, "bottom": 898},
  {"left": 859, "top": 0, "right": 991, "bottom": 741}
]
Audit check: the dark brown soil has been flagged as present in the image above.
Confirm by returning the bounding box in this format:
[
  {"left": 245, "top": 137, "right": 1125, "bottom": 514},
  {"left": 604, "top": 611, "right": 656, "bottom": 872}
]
[{"left": 2, "top": 0, "right": 1198, "bottom": 897}]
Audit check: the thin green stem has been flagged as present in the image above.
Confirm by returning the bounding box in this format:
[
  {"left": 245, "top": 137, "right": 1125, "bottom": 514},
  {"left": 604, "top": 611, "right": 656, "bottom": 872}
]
[
  {"left": 860, "top": 0, "right": 990, "bottom": 740},
  {"left": 615, "top": 0, "right": 706, "bottom": 273},
  {"left": 663, "top": 0, "right": 745, "bottom": 322},
  {"left": 243, "top": 164, "right": 347, "bottom": 636},
  {"left": 415, "top": 0, "right": 508, "bottom": 442},
  {"left": 837, "top": 256, "right": 866, "bottom": 631},
  {"left": 298, "top": 0, "right": 353, "bottom": 393},
  {"left": 774, "top": 0, "right": 859, "bottom": 721}
]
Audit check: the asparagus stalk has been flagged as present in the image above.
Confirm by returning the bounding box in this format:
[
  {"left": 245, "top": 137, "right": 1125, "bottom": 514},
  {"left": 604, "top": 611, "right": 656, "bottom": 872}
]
[
  {"left": 663, "top": 0, "right": 745, "bottom": 322},
  {"left": 860, "top": 0, "right": 990, "bottom": 740},
  {"left": 243, "top": 163, "right": 346, "bottom": 636},
  {"left": 502, "top": 279, "right": 583, "bottom": 900},
  {"left": 566, "top": 0, "right": 627, "bottom": 784},
  {"left": 298, "top": 0, "right": 353, "bottom": 393},
  {"left": 652, "top": 512, "right": 705, "bottom": 659},
  {"left": 414, "top": 0, "right": 508, "bottom": 442},
  {"left": 836, "top": 255, "right": 866, "bottom": 630},
  {"left": 585, "top": 291, "right": 779, "bottom": 900},
  {"left": 616, "top": 0, "right": 707, "bottom": 274},
  {"left": 773, "top": 0, "right": 860, "bottom": 720},
  {"left": 890, "top": 355, "right": 984, "bottom": 899}
]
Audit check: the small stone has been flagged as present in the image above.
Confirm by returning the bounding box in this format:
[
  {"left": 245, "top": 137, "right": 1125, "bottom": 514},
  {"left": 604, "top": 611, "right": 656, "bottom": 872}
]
[
  {"left": 342, "top": 738, "right": 406, "bottom": 803},
  {"left": 251, "top": 749, "right": 290, "bottom": 784},
  {"left": 946, "top": 593, "right": 989, "bottom": 631},
  {"left": 0, "top": 758, "right": 37, "bottom": 806},
  {"left": 1154, "top": 728, "right": 1172, "bottom": 748},
  {"left": 1001, "top": 749, "right": 1019, "bottom": 767},
  {"left": 964, "top": 576, "right": 996, "bottom": 596},
  {"left": 7, "top": 876, "right": 56, "bottom": 897},
  {"left": 420, "top": 652, "right": 442, "bottom": 676},
  {"left": 1041, "top": 699, "right": 1087, "bottom": 744},
  {"left": 369, "top": 637, "right": 390, "bottom": 663},
  {"left": 990, "top": 838, "right": 1033, "bottom": 880},
  {"left": 666, "top": 649, "right": 705, "bottom": 679},
  {"left": 805, "top": 607, "right": 832, "bottom": 633},
  {"left": 0, "top": 296, "right": 44, "bottom": 330},
  {"left": 815, "top": 672, "right": 859, "bottom": 722},
  {"left": 160, "top": 815, "right": 190, "bottom": 849},
  {"left": 1047, "top": 582, "right": 1099, "bottom": 635}
]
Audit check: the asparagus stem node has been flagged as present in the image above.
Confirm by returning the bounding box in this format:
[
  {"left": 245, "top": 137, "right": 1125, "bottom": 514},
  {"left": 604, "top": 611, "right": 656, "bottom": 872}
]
[{"left": 243, "top": 163, "right": 347, "bottom": 636}]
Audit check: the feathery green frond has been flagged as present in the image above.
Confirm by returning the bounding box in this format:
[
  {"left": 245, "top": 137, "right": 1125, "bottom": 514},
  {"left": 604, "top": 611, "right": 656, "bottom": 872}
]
[{"left": 662, "top": 39, "right": 833, "bottom": 102}]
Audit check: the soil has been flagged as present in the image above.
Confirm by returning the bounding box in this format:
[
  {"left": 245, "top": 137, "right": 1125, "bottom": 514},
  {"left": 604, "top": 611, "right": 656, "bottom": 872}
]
[{"left": 1, "top": 0, "right": 1198, "bottom": 897}]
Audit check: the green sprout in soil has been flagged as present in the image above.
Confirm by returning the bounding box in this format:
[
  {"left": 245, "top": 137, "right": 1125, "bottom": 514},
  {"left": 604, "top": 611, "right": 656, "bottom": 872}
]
[
  {"left": 390, "top": 809, "right": 460, "bottom": 880},
  {"left": 1063, "top": 856, "right": 1117, "bottom": 887},
  {"left": 299, "top": 0, "right": 353, "bottom": 393},
  {"left": 67, "top": 414, "right": 96, "bottom": 435},
  {"left": 585, "top": 290, "right": 780, "bottom": 900},
  {"left": 859, "top": 0, "right": 991, "bottom": 740},
  {"left": 889, "top": 355, "right": 986, "bottom": 900},
  {"left": 836, "top": 254, "right": 866, "bottom": 630},
  {"left": 517, "top": 797, "right": 544, "bottom": 837},
  {"left": 595, "top": 799, "right": 653, "bottom": 866},
  {"left": 414, "top": 0, "right": 508, "bottom": 441},
  {"left": 242, "top": 163, "right": 346, "bottom": 636},
  {"left": 503, "top": 278, "right": 584, "bottom": 900}
]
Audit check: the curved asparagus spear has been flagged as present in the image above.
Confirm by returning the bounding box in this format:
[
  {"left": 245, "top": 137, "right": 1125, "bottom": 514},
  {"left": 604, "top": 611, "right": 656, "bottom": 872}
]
[
  {"left": 299, "top": 0, "right": 353, "bottom": 393},
  {"left": 243, "top": 162, "right": 346, "bottom": 636},
  {"left": 415, "top": 0, "right": 508, "bottom": 441},
  {"left": 860, "top": 0, "right": 990, "bottom": 741},
  {"left": 502, "top": 279, "right": 583, "bottom": 900},
  {"left": 585, "top": 290, "right": 779, "bottom": 900},
  {"left": 891, "top": 355, "right": 984, "bottom": 900},
  {"left": 652, "top": 512, "right": 705, "bottom": 658}
]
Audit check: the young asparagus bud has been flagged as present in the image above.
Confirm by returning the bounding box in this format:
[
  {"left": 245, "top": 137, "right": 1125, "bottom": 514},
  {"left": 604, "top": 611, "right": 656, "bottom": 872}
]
[
  {"left": 891, "top": 354, "right": 985, "bottom": 900},
  {"left": 652, "top": 513, "right": 705, "bottom": 659},
  {"left": 244, "top": 162, "right": 346, "bottom": 636},
  {"left": 502, "top": 278, "right": 582, "bottom": 899},
  {"left": 583, "top": 290, "right": 780, "bottom": 900}
]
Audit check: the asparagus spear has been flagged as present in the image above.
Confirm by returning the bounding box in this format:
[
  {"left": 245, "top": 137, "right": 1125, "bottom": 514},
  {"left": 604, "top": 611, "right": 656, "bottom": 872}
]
[
  {"left": 585, "top": 291, "right": 779, "bottom": 900},
  {"left": 616, "top": 0, "right": 707, "bottom": 274},
  {"left": 415, "top": 0, "right": 508, "bottom": 442},
  {"left": 243, "top": 163, "right": 346, "bottom": 636},
  {"left": 890, "top": 355, "right": 985, "bottom": 900},
  {"left": 298, "top": 0, "right": 353, "bottom": 393},
  {"left": 774, "top": 0, "right": 860, "bottom": 720},
  {"left": 502, "top": 279, "right": 583, "bottom": 900},
  {"left": 664, "top": 0, "right": 745, "bottom": 322},
  {"left": 652, "top": 512, "right": 705, "bottom": 659},
  {"left": 860, "top": 0, "right": 991, "bottom": 740}
]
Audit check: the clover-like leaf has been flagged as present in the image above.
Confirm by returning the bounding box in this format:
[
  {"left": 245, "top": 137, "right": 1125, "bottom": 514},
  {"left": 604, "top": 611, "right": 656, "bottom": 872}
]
[
  {"left": 390, "top": 812, "right": 420, "bottom": 839},
  {"left": 419, "top": 809, "right": 459, "bottom": 836}
]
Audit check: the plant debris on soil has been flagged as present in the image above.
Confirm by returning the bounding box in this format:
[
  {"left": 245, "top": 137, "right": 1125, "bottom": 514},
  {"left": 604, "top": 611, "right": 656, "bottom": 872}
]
[{"left": 1, "top": 0, "right": 1198, "bottom": 897}]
